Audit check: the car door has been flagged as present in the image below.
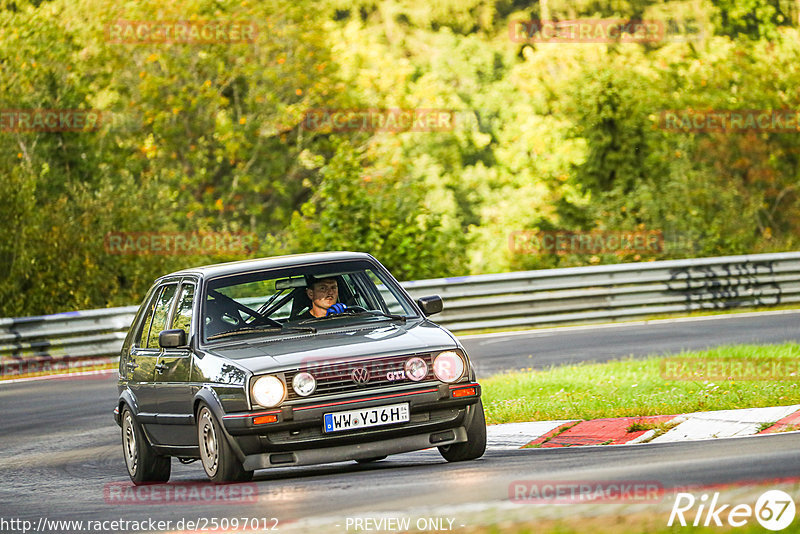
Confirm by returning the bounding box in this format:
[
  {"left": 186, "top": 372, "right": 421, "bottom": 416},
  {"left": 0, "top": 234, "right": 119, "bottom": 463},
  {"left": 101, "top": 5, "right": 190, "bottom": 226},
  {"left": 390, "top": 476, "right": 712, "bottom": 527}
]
[
  {"left": 153, "top": 279, "right": 197, "bottom": 446},
  {"left": 127, "top": 283, "right": 178, "bottom": 426},
  {"left": 132, "top": 282, "right": 178, "bottom": 443}
]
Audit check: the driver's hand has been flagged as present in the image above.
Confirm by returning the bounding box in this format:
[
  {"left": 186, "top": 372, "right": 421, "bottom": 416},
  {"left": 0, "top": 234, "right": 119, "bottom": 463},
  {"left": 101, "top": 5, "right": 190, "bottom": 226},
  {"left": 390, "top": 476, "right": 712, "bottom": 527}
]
[{"left": 326, "top": 303, "right": 348, "bottom": 316}]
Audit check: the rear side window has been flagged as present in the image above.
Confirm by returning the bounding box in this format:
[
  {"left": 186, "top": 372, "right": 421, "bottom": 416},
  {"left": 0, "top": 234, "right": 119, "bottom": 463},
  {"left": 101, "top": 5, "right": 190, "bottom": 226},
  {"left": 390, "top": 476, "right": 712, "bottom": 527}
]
[
  {"left": 136, "top": 289, "right": 160, "bottom": 348},
  {"left": 171, "top": 283, "right": 195, "bottom": 334},
  {"left": 145, "top": 284, "right": 178, "bottom": 348}
]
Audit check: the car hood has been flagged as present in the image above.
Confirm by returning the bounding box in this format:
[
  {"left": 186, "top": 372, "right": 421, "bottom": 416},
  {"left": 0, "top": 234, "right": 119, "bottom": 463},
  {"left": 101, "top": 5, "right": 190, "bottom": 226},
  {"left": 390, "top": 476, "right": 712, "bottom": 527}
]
[{"left": 203, "top": 320, "right": 458, "bottom": 373}]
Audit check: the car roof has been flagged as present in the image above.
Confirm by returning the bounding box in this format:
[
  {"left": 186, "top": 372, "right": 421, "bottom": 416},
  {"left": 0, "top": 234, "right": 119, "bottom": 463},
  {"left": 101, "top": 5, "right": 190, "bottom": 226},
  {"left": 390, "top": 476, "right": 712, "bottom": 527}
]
[{"left": 159, "top": 251, "right": 377, "bottom": 281}]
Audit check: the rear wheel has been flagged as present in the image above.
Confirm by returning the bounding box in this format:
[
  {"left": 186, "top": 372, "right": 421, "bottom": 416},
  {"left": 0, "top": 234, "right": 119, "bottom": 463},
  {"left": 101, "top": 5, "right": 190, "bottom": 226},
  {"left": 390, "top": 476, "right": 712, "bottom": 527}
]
[
  {"left": 197, "top": 405, "right": 253, "bottom": 483},
  {"left": 439, "top": 400, "right": 487, "bottom": 462},
  {"left": 121, "top": 407, "right": 171, "bottom": 484}
]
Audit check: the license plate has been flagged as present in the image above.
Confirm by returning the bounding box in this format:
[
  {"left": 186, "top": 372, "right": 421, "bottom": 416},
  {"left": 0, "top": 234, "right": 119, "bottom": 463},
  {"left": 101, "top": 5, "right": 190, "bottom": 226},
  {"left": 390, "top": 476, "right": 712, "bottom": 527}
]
[{"left": 323, "top": 403, "right": 410, "bottom": 433}]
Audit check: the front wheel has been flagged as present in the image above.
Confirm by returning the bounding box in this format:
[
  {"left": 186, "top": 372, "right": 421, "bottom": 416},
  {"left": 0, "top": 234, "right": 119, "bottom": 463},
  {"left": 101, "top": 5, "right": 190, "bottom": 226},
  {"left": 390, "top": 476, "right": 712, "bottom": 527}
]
[
  {"left": 197, "top": 405, "right": 253, "bottom": 483},
  {"left": 121, "top": 407, "right": 171, "bottom": 485},
  {"left": 439, "top": 400, "right": 487, "bottom": 462}
]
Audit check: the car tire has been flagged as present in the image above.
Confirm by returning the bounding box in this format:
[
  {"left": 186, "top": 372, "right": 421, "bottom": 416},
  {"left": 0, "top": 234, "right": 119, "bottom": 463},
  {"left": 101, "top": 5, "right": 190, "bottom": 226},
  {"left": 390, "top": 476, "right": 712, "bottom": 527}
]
[
  {"left": 438, "top": 399, "right": 487, "bottom": 462},
  {"left": 121, "top": 407, "right": 171, "bottom": 485},
  {"left": 355, "top": 455, "right": 387, "bottom": 464},
  {"left": 197, "top": 405, "right": 254, "bottom": 483}
]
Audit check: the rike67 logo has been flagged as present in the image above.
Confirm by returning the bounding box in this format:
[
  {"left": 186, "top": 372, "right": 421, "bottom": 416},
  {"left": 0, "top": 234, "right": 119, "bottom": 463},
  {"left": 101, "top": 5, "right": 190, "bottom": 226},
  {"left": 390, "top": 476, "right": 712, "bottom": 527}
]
[{"left": 669, "top": 490, "right": 796, "bottom": 531}]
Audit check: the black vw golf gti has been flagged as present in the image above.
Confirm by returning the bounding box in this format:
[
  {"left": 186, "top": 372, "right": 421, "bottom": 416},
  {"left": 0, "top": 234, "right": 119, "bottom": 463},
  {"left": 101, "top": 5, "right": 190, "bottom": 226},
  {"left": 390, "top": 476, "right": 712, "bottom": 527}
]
[{"left": 114, "top": 252, "right": 486, "bottom": 483}]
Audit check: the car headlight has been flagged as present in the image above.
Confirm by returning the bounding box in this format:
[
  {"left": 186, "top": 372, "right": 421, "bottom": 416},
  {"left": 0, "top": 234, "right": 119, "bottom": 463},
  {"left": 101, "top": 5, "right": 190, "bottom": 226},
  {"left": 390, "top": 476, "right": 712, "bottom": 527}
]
[
  {"left": 404, "top": 357, "right": 428, "bottom": 381},
  {"left": 433, "top": 351, "right": 465, "bottom": 383},
  {"left": 251, "top": 375, "right": 286, "bottom": 407},
  {"left": 292, "top": 372, "right": 316, "bottom": 396}
]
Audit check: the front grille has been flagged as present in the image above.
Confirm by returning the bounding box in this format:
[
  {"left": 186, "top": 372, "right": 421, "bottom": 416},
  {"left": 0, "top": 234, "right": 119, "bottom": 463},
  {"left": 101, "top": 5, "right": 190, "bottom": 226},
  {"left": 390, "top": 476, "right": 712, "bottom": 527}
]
[{"left": 283, "top": 353, "right": 435, "bottom": 400}]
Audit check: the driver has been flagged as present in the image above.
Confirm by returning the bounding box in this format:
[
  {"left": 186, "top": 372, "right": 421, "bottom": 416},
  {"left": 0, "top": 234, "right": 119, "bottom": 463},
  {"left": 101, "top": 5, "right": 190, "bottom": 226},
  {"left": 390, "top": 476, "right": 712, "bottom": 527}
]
[{"left": 298, "top": 277, "right": 348, "bottom": 319}]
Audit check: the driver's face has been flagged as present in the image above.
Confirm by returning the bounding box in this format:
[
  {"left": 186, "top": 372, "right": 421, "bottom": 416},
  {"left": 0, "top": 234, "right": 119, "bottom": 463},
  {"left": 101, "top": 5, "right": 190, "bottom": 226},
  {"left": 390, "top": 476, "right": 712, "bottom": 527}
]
[{"left": 307, "top": 279, "right": 339, "bottom": 314}]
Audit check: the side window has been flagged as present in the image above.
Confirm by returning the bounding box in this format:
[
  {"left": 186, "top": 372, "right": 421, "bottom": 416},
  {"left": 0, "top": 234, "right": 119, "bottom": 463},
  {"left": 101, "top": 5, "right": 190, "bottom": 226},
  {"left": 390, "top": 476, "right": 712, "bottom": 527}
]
[
  {"left": 171, "top": 283, "right": 195, "bottom": 334},
  {"left": 365, "top": 270, "right": 413, "bottom": 315},
  {"left": 146, "top": 284, "right": 178, "bottom": 349},
  {"left": 136, "top": 288, "right": 161, "bottom": 348}
]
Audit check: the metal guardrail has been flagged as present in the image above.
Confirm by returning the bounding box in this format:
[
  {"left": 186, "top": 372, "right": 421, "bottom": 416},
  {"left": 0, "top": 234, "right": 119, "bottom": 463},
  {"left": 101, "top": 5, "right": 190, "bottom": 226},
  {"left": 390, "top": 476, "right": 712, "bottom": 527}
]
[
  {"left": 0, "top": 306, "right": 137, "bottom": 377},
  {"left": 401, "top": 251, "right": 800, "bottom": 331},
  {"left": 2, "top": 251, "right": 800, "bottom": 378}
]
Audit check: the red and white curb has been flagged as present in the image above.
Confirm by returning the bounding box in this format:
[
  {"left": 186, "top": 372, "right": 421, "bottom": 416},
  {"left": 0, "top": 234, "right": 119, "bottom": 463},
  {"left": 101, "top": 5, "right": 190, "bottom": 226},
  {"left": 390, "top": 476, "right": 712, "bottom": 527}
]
[{"left": 487, "top": 404, "right": 800, "bottom": 450}]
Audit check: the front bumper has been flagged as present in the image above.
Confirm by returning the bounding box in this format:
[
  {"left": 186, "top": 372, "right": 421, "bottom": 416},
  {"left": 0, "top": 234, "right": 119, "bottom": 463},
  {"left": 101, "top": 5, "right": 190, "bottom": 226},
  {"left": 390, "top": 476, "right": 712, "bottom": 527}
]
[
  {"left": 242, "top": 425, "right": 469, "bottom": 470},
  {"left": 221, "top": 381, "right": 481, "bottom": 462}
]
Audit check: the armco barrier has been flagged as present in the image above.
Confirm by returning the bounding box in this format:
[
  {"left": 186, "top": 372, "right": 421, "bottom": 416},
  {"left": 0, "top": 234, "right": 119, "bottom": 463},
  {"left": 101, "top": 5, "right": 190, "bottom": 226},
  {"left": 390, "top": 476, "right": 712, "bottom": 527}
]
[
  {"left": 2, "top": 252, "right": 799, "bottom": 379},
  {"left": 0, "top": 306, "right": 137, "bottom": 378},
  {"left": 401, "top": 252, "right": 800, "bottom": 331}
]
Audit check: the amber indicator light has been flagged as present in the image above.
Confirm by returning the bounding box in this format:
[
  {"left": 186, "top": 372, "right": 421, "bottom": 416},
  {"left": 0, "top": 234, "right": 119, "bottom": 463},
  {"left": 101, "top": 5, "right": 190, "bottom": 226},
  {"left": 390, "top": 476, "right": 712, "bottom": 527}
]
[{"left": 253, "top": 414, "right": 278, "bottom": 425}]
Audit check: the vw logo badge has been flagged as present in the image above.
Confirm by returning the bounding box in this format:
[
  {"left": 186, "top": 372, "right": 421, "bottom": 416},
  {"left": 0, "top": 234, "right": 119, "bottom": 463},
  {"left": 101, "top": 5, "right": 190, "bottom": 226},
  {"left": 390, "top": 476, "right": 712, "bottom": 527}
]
[{"left": 351, "top": 366, "right": 370, "bottom": 385}]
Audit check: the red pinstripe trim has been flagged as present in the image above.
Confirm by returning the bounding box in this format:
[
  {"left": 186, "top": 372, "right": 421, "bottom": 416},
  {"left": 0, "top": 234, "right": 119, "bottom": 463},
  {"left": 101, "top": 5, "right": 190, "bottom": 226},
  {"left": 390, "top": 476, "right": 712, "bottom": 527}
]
[
  {"left": 294, "top": 388, "right": 439, "bottom": 411},
  {"left": 449, "top": 382, "right": 480, "bottom": 390}
]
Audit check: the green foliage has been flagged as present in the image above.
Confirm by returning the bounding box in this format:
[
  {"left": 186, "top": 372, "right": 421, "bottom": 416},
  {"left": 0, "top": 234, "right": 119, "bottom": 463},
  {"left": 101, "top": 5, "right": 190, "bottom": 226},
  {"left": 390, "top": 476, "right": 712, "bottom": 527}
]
[
  {"left": 711, "top": 0, "right": 793, "bottom": 40},
  {"left": 2, "top": 0, "right": 800, "bottom": 316},
  {"left": 287, "top": 140, "right": 470, "bottom": 280}
]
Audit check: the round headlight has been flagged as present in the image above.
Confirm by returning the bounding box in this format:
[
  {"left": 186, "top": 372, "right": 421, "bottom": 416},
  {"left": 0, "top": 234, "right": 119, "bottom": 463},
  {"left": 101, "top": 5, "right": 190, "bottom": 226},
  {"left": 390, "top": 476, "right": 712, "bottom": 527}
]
[
  {"left": 404, "top": 357, "right": 428, "bottom": 382},
  {"left": 433, "top": 351, "right": 465, "bottom": 383},
  {"left": 292, "top": 372, "right": 316, "bottom": 397},
  {"left": 251, "top": 375, "right": 286, "bottom": 407}
]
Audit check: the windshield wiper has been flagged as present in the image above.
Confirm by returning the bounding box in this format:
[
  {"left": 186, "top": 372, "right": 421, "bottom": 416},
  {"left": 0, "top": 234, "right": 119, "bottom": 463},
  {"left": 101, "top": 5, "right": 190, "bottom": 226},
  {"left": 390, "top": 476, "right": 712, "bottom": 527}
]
[
  {"left": 281, "top": 325, "right": 317, "bottom": 333},
  {"left": 356, "top": 310, "right": 407, "bottom": 323},
  {"left": 208, "top": 324, "right": 316, "bottom": 340}
]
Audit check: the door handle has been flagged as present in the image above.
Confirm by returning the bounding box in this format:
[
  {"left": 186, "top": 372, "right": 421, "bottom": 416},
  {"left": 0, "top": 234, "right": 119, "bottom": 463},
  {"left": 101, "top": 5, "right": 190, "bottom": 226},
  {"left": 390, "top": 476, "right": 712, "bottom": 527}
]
[
  {"left": 155, "top": 362, "right": 168, "bottom": 374},
  {"left": 126, "top": 361, "right": 139, "bottom": 370}
]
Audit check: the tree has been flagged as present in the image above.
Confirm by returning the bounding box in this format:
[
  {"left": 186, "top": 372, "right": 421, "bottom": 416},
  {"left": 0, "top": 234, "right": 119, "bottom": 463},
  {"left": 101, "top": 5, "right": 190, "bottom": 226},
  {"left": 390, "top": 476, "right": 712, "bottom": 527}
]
[{"left": 287, "top": 140, "right": 470, "bottom": 280}]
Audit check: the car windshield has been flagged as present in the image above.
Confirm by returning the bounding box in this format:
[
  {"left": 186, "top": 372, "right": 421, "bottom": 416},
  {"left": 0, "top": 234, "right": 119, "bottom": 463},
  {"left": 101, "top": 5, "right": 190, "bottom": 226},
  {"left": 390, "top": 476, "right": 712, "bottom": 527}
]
[{"left": 202, "top": 260, "right": 418, "bottom": 343}]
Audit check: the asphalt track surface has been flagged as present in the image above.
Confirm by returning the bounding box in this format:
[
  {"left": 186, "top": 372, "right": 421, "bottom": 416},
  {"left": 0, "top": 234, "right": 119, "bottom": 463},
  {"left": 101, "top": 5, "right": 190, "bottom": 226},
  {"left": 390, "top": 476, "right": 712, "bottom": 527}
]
[{"left": 2, "top": 311, "right": 800, "bottom": 533}]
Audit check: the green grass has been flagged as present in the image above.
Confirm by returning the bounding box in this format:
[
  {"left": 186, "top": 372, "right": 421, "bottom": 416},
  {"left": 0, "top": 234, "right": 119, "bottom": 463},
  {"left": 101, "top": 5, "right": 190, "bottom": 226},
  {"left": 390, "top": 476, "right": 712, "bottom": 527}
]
[
  {"left": 757, "top": 421, "right": 776, "bottom": 432},
  {"left": 455, "top": 515, "right": 799, "bottom": 534},
  {"left": 482, "top": 343, "right": 800, "bottom": 424},
  {"left": 626, "top": 420, "right": 659, "bottom": 432}
]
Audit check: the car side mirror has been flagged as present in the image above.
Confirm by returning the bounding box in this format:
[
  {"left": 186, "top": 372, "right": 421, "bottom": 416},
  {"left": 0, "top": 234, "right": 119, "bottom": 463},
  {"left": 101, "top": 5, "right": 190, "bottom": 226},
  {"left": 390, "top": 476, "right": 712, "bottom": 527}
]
[
  {"left": 416, "top": 295, "right": 443, "bottom": 316},
  {"left": 159, "top": 329, "right": 187, "bottom": 349}
]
